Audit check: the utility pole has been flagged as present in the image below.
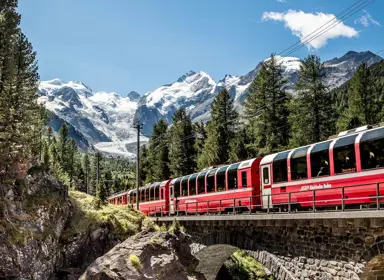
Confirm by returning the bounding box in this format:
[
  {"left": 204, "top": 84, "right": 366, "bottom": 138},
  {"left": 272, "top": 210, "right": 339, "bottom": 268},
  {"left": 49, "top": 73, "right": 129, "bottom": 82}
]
[{"left": 134, "top": 122, "right": 143, "bottom": 210}]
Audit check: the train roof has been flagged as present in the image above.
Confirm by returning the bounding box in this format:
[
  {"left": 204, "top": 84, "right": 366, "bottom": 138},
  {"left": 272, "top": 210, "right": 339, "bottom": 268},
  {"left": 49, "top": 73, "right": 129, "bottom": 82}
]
[{"left": 260, "top": 124, "right": 384, "bottom": 166}]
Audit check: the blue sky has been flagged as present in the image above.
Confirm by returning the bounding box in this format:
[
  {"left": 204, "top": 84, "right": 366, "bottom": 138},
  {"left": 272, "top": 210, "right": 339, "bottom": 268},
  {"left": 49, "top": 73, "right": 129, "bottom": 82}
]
[{"left": 18, "top": 0, "right": 383, "bottom": 95}]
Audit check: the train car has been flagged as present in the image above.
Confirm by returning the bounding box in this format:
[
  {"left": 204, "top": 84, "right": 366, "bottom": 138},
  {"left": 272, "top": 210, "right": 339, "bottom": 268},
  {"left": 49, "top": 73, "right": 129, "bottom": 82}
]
[
  {"left": 259, "top": 125, "right": 384, "bottom": 210},
  {"left": 128, "top": 180, "right": 171, "bottom": 216},
  {"left": 108, "top": 190, "right": 128, "bottom": 205},
  {"left": 168, "top": 158, "right": 262, "bottom": 215}
]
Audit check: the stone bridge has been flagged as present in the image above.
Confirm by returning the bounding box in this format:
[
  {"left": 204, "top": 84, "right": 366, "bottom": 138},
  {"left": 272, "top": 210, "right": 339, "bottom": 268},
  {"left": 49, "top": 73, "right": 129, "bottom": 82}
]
[{"left": 151, "top": 211, "right": 384, "bottom": 280}]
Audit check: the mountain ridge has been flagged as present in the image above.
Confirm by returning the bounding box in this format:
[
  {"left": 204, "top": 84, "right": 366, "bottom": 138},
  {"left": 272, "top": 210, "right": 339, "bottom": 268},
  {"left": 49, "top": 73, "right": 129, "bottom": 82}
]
[{"left": 39, "top": 50, "right": 382, "bottom": 157}]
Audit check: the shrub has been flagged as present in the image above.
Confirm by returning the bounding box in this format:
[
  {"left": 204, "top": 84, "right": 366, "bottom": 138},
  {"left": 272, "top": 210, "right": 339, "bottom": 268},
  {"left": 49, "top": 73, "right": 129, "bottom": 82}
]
[{"left": 129, "top": 254, "right": 142, "bottom": 271}]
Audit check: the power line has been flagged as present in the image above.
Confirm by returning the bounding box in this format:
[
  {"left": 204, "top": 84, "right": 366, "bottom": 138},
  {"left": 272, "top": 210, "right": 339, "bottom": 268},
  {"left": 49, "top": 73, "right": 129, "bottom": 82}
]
[
  {"left": 277, "top": 0, "right": 365, "bottom": 58},
  {"left": 276, "top": 0, "right": 375, "bottom": 63}
]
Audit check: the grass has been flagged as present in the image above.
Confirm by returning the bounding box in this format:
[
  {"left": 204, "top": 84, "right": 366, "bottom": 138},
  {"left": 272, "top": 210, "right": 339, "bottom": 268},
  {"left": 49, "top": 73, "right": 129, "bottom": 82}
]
[
  {"left": 62, "top": 191, "right": 145, "bottom": 240},
  {"left": 226, "top": 250, "right": 273, "bottom": 280},
  {"left": 129, "top": 254, "right": 142, "bottom": 271}
]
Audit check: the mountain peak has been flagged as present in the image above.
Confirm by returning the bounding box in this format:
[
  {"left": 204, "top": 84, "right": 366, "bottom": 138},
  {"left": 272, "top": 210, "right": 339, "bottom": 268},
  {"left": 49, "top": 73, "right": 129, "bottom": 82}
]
[
  {"left": 127, "top": 91, "right": 141, "bottom": 101},
  {"left": 177, "top": 70, "right": 197, "bottom": 83}
]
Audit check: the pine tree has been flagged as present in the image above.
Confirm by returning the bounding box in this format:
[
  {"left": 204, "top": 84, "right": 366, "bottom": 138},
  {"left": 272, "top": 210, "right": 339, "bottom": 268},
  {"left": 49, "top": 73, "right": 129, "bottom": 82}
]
[
  {"left": 139, "top": 144, "right": 151, "bottom": 184},
  {"left": 229, "top": 126, "right": 250, "bottom": 162},
  {"left": 104, "top": 170, "right": 113, "bottom": 196},
  {"left": 68, "top": 139, "right": 76, "bottom": 189},
  {"left": 193, "top": 121, "right": 206, "bottom": 158},
  {"left": 168, "top": 108, "right": 196, "bottom": 177},
  {"left": 198, "top": 89, "right": 238, "bottom": 167},
  {"left": 289, "top": 55, "right": 336, "bottom": 146},
  {"left": 41, "top": 139, "right": 50, "bottom": 168},
  {"left": 58, "top": 123, "right": 70, "bottom": 170},
  {"left": 337, "top": 62, "right": 384, "bottom": 130},
  {"left": 0, "top": 1, "right": 41, "bottom": 177},
  {"left": 96, "top": 180, "right": 108, "bottom": 203},
  {"left": 244, "top": 55, "right": 290, "bottom": 155},
  {"left": 82, "top": 153, "right": 90, "bottom": 193},
  {"left": 148, "top": 119, "right": 169, "bottom": 181}
]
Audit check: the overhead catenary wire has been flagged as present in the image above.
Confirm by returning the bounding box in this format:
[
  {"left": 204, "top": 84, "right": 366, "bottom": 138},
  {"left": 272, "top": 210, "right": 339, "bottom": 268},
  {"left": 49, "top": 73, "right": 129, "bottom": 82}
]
[
  {"left": 137, "top": 0, "right": 378, "bottom": 153},
  {"left": 276, "top": 0, "right": 375, "bottom": 63},
  {"left": 276, "top": 0, "right": 365, "bottom": 58}
]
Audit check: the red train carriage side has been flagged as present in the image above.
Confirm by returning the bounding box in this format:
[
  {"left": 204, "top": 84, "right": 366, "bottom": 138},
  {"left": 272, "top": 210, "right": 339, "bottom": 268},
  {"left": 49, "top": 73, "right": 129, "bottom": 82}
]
[
  {"left": 168, "top": 158, "right": 261, "bottom": 215},
  {"left": 259, "top": 125, "right": 384, "bottom": 210},
  {"left": 128, "top": 180, "right": 171, "bottom": 215},
  {"left": 108, "top": 190, "right": 128, "bottom": 205}
]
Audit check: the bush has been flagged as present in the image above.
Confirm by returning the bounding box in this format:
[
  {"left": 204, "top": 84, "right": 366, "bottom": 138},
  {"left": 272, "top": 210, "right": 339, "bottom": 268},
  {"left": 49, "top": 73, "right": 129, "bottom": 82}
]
[{"left": 129, "top": 254, "right": 142, "bottom": 271}]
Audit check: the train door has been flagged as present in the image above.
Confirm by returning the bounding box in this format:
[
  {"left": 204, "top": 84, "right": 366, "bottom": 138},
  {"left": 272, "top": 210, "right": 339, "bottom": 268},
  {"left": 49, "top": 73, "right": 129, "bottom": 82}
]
[
  {"left": 169, "top": 184, "right": 175, "bottom": 214},
  {"left": 261, "top": 165, "right": 272, "bottom": 209}
]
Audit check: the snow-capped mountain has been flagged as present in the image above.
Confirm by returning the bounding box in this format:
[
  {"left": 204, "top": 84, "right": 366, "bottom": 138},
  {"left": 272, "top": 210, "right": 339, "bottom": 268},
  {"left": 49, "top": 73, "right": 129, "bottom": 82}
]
[
  {"left": 38, "top": 79, "right": 147, "bottom": 158},
  {"left": 40, "top": 50, "right": 382, "bottom": 157}
]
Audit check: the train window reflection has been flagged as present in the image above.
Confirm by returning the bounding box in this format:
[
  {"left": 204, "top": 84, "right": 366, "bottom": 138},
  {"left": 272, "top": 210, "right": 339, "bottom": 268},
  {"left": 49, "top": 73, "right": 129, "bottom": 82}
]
[
  {"left": 206, "top": 169, "right": 217, "bottom": 193},
  {"left": 174, "top": 182, "right": 180, "bottom": 198},
  {"left": 216, "top": 168, "right": 226, "bottom": 192},
  {"left": 273, "top": 159, "right": 288, "bottom": 183},
  {"left": 197, "top": 172, "right": 206, "bottom": 194},
  {"left": 311, "top": 149, "right": 330, "bottom": 177},
  {"left": 291, "top": 156, "right": 307, "bottom": 180},
  {"left": 227, "top": 169, "right": 237, "bottom": 190},
  {"left": 361, "top": 137, "right": 384, "bottom": 170},
  {"left": 242, "top": 171, "right": 247, "bottom": 188},
  {"left": 181, "top": 179, "right": 188, "bottom": 196},
  {"left": 334, "top": 144, "right": 356, "bottom": 174},
  {"left": 189, "top": 178, "right": 196, "bottom": 196}
]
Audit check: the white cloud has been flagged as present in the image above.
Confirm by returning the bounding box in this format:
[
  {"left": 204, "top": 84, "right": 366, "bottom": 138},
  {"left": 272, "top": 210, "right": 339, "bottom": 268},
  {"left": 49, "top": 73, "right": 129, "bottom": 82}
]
[
  {"left": 277, "top": 0, "right": 286, "bottom": 3},
  {"left": 262, "top": 10, "right": 358, "bottom": 49},
  {"left": 354, "top": 10, "right": 380, "bottom": 27}
]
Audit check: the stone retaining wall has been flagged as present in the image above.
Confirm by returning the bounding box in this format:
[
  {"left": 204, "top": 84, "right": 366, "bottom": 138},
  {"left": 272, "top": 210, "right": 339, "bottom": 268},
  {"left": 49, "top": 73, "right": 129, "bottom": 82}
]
[{"left": 178, "top": 217, "right": 384, "bottom": 280}]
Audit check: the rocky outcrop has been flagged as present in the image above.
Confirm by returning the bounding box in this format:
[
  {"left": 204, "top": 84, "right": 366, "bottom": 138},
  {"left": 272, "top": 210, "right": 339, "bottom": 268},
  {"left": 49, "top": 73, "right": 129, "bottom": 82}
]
[
  {"left": 0, "top": 169, "right": 144, "bottom": 280},
  {"left": 80, "top": 230, "right": 205, "bottom": 280}
]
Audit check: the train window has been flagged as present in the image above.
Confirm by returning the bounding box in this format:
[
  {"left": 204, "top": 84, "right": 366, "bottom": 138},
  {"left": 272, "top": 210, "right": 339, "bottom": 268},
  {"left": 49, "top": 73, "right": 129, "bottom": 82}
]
[
  {"left": 197, "top": 171, "right": 207, "bottom": 194},
  {"left": 273, "top": 151, "right": 289, "bottom": 183},
  {"left": 242, "top": 171, "right": 247, "bottom": 188},
  {"left": 227, "top": 163, "right": 240, "bottom": 190},
  {"left": 154, "top": 187, "right": 157, "bottom": 201},
  {"left": 207, "top": 169, "right": 217, "bottom": 192},
  {"left": 174, "top": 181, "right": 180, "bottom": 198},
  {"left": 262, "top": 167, "right": 269, "bottom": 184},
  {"left": 290, "top": 147, "right": 309, "bottom": 180},
  {"left": 216, "top": 167, "right": 227, "bottom": 192},
  {"left": 189, "top": 179, "right": 196, "bottom": 196},
  {"left": 334, "top": 135, "right": 357, "bottom": 174},
  {"left": 181, "top": 178, "right": 188, "bottom": 196},
  {"left": 360, "top": 128, "right": 384, "bottom": 170},
  {"left": 131, "top": 193, "right": 136, "bottom": 204},
  {"left": 273, "top": 159, "right": 288, "bottom": 183},
  {"left": 310, "top": 141, "right": 331, "bottom": 177},
  {"left": 170, "top": 185, "right": 174, "bottom": 197}
]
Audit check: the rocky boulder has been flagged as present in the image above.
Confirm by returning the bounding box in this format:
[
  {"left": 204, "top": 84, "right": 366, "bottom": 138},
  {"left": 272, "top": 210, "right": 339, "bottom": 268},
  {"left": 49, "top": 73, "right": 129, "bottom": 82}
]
[{"left": 80, "top": 230, "right": 205, "bottom": 280}]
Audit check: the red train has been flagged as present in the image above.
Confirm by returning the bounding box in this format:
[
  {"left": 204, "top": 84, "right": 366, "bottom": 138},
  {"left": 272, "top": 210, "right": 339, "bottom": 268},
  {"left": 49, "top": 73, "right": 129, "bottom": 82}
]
[{"left": 108, "top": 125, "right": 384, "bottom": 215}]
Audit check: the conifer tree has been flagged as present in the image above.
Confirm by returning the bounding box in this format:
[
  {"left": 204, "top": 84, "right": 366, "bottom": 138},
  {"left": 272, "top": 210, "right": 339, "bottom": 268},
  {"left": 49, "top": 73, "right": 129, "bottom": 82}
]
[
  {"left": 0, "top": 1, "right": 41, "bottom": 177},
  {"left": 104, "top": 170, "right": 113, "bottom": 196},
  {"left": 68, "top": 139, "right": 76, "bottom": 188},
  {"left": 96, "top": 180, "right": 108, "bottom": 203},
  {"left": 193, "top": 121, "right": 206, "bottom": 158},
  {"left": 58, "top": 123, "right": 70, "bottom": 169},
  {"left": 168, "top": 108, "right": 196, "bottom": 177},
  {"left": 337, "top": 63, "right": 384, "bottom": 130},
  {"left": 82, "top": 153, "right": 90, "bottom": 193},
  {"left": 148, "top": 119, "right": 169, "bottom": 181},
  {"left": 289, "top": 55, "right": 336, "bottom": 146},
  {"left": 139, "top": 144, "right": 151, "bottom": 184},
  {"left": 198, "top": 89, "right": 238, "bottom": 168},
  {"left": 244, "top": 55, "right": 290, "bottom": 156},
  {"left": 229, "top": 126, "right": 250, "bottom": 162},
  {"left": 41, "top": 139, "right": 50, "bottom": 168}
]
